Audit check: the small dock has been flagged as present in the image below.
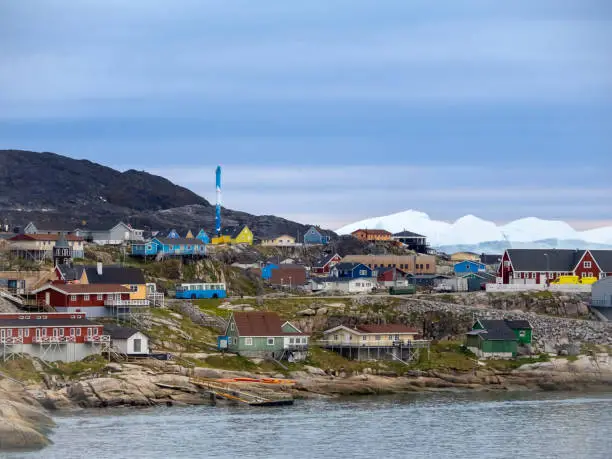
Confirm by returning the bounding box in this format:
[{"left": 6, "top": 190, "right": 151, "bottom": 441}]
[{"left": 190, "top": 378, "right": 294, "bottom": 407}]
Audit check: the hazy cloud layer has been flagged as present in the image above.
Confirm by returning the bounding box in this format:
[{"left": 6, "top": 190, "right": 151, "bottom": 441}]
[{"left": 1, "top": 1, "right": 610, "bottom": 229}]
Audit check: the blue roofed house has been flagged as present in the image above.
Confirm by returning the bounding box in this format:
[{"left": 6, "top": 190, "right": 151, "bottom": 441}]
[
  {"left": 195, "top": 229, "right": 210, "bottom": 244},
  {"left": 331, "top": 262, "right": 373, "bottom": 279},
  {"left": 303, "top": 227, "right": 329, "bottom": 245},
  {"left": 167, "top": 229, "right": 180, "bottom": 239},
  {"left": 454, "top": 260, "right": 487, "bottom": 275},
  {"left": 131, "top": 237, "right": 206, "bottom": 257},
  {"left": 261, "top": 263, "right": 279, "bottom": 280}
]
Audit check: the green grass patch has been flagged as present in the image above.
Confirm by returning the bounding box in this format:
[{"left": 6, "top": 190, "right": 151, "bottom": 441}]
[
  {"left": 487, "top": 354, "right": 550, "bottom": 371},
  {"left": 410, "top": 341, "right": 478, "bottom": 372},
  {"left": 0, "top": 358, "right": 43, "bottom": 383},
  {"left": 193, "top": 299, "right": 231, "bottom": 319},
  {"left": 47, "top": 354, "right": 109, "bottom": 379}
]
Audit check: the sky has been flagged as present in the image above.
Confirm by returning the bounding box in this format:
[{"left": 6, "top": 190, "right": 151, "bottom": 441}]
[{"left": 1, "top": 1, "right": 611, "bottom": 230}]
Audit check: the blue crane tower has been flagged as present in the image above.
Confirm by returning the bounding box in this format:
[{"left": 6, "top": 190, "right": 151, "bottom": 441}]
[{"left": 215, "top": 165, "right": 222, "bottom": 236}]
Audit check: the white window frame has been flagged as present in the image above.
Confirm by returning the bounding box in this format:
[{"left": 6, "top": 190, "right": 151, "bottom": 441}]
[
  {"left": 230, "top": 323, "right": 235, "bottom": 331},
  {"left": 97, "top": 294, "right": 103, "bottom": 301},
  {"left": 83, "top": 295, "right": 90, "bottom": 301},
  {"left": 70, "top": 295, "right": 77, "bottom": 301},
  {"left": 245, "top": 337, "right": 253, "bottom": 346},
  {"left": 584, "top": 261, "right": 592, "bottom": 268},
  {"left": 70, "top": 328, "right": 76, "bottom": 336},
  {"left": 76, "top": 328, "right": 81, "bottom": 336},
  {"left": 267, "top": 337, "right": 275, "bottom": 346}
]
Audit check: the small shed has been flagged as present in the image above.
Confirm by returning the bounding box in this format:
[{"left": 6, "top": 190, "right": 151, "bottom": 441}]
[
  {"left": 466, "top": 319, "right": 522, "bottom": 359},
  {"left": 104, "top": 324, "right": 149, "bottom": 356}
]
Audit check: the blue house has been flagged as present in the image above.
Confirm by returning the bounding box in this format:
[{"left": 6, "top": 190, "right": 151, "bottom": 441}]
[
  {"left": 303, "top": 227, "right": 329, "bottom": 245},
  {"left": 454, "top": 260, "right": 486, "bottom": 274},
  {"left": 261, "top": 263, "right": 279, "bottom": 280},
  {"left": 195, "top": 229, "right": 210, "bottom": 244},
  {"left": 167, "top": 229, "right": 180, "bottom": 239},
  {"left": 331, "top": 262, "right": 372, "bottom": 279},
  {"left": 131, "top": 237, "right": 206, "bottom": 257}
]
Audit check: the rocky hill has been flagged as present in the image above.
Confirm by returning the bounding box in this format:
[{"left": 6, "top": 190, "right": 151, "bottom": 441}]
[{"left": 0, "top": 150, "right": 333, "bottom": 238}]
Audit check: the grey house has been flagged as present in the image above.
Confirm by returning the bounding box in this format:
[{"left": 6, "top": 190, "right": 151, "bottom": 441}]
[
  {"left": 76, "top": 222, "right": 144, "bottom": 245},
  {"left": 591, "top": 277, "right": 612, "bottom": 320},
  {"left": 24, "top": 222, "right": 76, "bottom": 235}
]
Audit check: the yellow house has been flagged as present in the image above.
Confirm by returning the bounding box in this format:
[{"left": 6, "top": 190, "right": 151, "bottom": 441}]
[
  {"left": 450, "top": 252, "right": 481, "bottom": 262},
  {"left": 211, "top": 225, "right": 254, "bottom": 245},
  {"left": 80, "top": 263, "right": 147, "bottom": 301},
  {"left": 323, "top": 324, "right": 419, "bottom": 346},
  {"left": 261, "top": 234, "right": 296, "bottom": 246},
  {"left": 185, "top": 230, "right": 194, "bottom": 239}
]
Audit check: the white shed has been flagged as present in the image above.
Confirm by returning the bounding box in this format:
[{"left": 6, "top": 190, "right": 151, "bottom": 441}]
[{"left": 104, "top": 325, "right": 149, "bottom": 356}]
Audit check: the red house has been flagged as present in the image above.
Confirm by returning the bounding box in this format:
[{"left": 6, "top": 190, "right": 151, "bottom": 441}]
[
  {"left": 376, "top": 267, "right": 409, "bottom": 287},
  {"left": 311, "top": 253, "right": 341, "bottom": 275},
  {"left": 497, "top": 249, "right": 612, "bottom": 284},
  {"left": 32, "top": 283, "right": 132, "bottom": 318},
  {"left": 0, "top": 312, "right": 107, "bottom": 362}
]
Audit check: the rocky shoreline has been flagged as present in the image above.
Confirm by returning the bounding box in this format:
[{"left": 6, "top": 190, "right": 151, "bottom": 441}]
[{"left": 2, "top": 354, "right": 610, "bottom": 452}]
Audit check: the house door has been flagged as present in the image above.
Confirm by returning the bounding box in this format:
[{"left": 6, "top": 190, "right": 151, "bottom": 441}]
[
  {"left": 0, "top": 329, "right": 5, "bottom": 340},
  {"left": 45, "top": 292, "right": 50, "bottom": 305},
  {"left": 36, "top": 328, "right": 42, "bottom": 339},
  {"left": 133, "top": 338, "right": 141, "bottom": 353}
]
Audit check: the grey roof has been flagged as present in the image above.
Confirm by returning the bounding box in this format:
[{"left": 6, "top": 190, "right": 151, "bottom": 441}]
[
  {"left": 476, "top": 320, "right": 518, "bottom": 340},
  {"left": 460, "top": 272, "right": 497, "bottom": 282},
  {"left": 155, "top": 237, "right": 206, "bottom": 246},
  {"left": 333, "top": 262, "right": 366, "bottom": 271},
  {"left": 0, "top": 318, "right": 98, "bottom": 327},
  {"left": 480, "top": 254, "right": 503, "bottom": 265},
  {"left": 54, "top": 232, "right": 70, "bottom": 248},
  {"left": 507, "top": 249, "right": 585, "bottom": 272},
  {"left": 313, "top": 253, "right": 338, "bottom": 268},
  {"left": 103, "top": 324, "right": 142, "bottom": 339},
  {"left": 392, "top": 230, "right": 425, "bottom": 238},
  {"left": 505, "top": 319, "right": 532, "bottom": 330},
  {"left": 221, "top": 225, "right": 247, "bottom": 238},
  {"left": 590, "top": 250, "right": 612, "bottom": 272},
  {"left": 56, "top": 264, "right": 86, "bottom": 282},
  {"left": 29, "top": 222, "right": 76, "bottom": 232},
  {"left": 84, "top": 266, "right": 146, "bottom": 285}
]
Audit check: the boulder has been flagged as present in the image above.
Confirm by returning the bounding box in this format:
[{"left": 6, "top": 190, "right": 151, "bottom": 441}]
[
  {"left": 304, "top": 365, "right": 327, "bottom": 376},
  {"left": 192, "top": 368, "right": 223, "bottom": 379},
  {"left": 297, "top": 308, "right": 316, "bottom": 316},
  {"left": 316, "top": 307, "right": 328, "bottom": 316}
]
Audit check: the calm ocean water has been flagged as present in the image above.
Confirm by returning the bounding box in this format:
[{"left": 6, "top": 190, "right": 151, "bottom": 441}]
[{"left": 5, "top": 391, "right": 612, "bottom": 459}]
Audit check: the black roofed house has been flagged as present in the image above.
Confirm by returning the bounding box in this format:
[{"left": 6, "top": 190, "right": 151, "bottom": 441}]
[
  {"left": 103, "top": 324, "right": 149, "bottom": 356},
  {"left": 311, "top": 253, "right": 341, "bottom": 275},
  {"left": 480, "top": 253, "right": 502, "bottom": 266},
  {"left": 391, "top": 230, "right": 429, "bottom": 253},
  {"left": 466, "top": 320, "right": 519, "bottom": 359},
  {"left": 55, "top": 263, "right": 86, "bottom": 283},
  {"left": 498, "top": 249, "right": 612, "bottom": 285},
  {"left": 23, "top": 221, "right": 77, "bottom": 236}
]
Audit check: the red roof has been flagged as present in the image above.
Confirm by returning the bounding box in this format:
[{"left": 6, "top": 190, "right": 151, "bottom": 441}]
[
  {"left": 231, "top": 312, "right": 307, "bottom": 336},
  {"left": 356, "top": 324, "right": 419, "bottom": 334},
  {"left": 34, "top": 284, "right": 131, "bottom": 295},
  {"left": 10, "top": 234, "right": 84, "bottom": 242}
]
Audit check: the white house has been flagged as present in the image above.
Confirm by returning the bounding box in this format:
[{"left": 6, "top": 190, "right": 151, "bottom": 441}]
[
  {"left": 309, "top": 277, "right": 375, "bottom": 294},
  {"left": 103, "top": 324, "right": 149, "bottom": 356},
  {"left": 76, "top": 222, "right": 144, "bottom": 245}
]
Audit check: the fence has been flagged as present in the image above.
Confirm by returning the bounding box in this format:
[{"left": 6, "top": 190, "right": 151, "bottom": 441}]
[{"left": 486, "top": 283, "right": 591, "bottom": 293}]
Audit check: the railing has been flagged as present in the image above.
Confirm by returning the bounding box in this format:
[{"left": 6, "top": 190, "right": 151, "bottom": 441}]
[
  {"left": 591, "top": 299, "right": 612, "bottom": 307},
  {"left": 285, "top": 343, "right": 309, "bottom": 350},
  {"left": 0, "top": 337, "right": 24, "bottom": 345},
  {"left": 33, "top": 336, "right": 76, "bottom": 344},
  {"left": 317, "top": 339, "right": 430, "bottom": 348},
  {"left": 84, "top": 335, "right": 111, "bottom": 343},
  {"left": 147, "top": 292, "right": 165, "bottom": 308},
  {"left": 105, "top": 299, "right": 150, "bottom": 307}
]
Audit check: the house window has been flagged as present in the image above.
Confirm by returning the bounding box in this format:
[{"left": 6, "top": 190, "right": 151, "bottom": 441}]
[
  {"left": 97, "top": 294, "right": 103, "bottom": 301},
  {"left": 24, "top": 329, "right": 29, "bottom": 337},
  {"left": 388, "top": 335, "right": 393, "bottom": 340},
  {"left": 519, "top": 331, "right": 526, "bottom": 337},
  {"left": 76, "top": 328, "right": 81, "bottom": 336},
  {"left": 245, "top": 337, "right": 253, "bottom": 346},
  {"left": 59, "top": 328, "right": 64, "bottom": 336},
  {"left": 426, "top": 264, "right": 430, "bottom": 269},
  {"left": 230, "top": 323, "right": 235, "bottom": 331},
  {"left": 289, "top": 338, "right": 295, "bottom": 344},
  {"left": 362, "top": 336, "right": 367, "bottom": 341},
  {"left": 375, "top": 335, "right": 381, "bottom": 340},
  {"left": 584, "top": 261, "right": 592, "bottom": 268},
  {"left": 70, "top": 328, "right": 76, "bottom": 336},
  {"left": 83, "top": 295, "right": 90, "bottom": 301},
  {"left": 130, "top": 285, "right": 138, "bottom": 292},
  {"left": 70, "top": 295, "right": 77, "bottom": 301},
  {"left": 267, "top": 338, "right": 275, "bottom": 345},
  {"left": 359, "top": 270, "right": 367, "bottom": 276}
]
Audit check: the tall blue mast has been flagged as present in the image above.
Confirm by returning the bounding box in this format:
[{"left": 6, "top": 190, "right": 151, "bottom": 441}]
[{"left": 215, "top": 165, "right": 222, "bottom": 236}]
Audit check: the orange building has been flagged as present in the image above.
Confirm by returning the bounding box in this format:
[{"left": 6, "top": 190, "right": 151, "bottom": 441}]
[{"left": 351, "top": 229, "right": 392, "bottom": 242}]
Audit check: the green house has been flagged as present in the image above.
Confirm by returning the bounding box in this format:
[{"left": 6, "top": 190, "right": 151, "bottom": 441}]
[
  {"left": 467, "top": 320, "right": 520, "bottom": 359},
  {"left": 222, "top": 311, "right": 309, "bottom": 361}
]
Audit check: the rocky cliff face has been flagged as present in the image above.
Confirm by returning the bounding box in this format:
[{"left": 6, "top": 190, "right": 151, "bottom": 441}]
[{"left": 0, "top": 380, "right": 55, "bottom": 452}]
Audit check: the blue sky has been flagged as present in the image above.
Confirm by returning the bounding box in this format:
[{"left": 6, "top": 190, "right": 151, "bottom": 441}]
[{"left": 1, "top": 1, "right": 611, "bottom": 230}]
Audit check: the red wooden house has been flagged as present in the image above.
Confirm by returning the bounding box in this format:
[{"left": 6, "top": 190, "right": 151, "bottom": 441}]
[
  {"left": 0, "top": 312, "right": 107, "bottom": 362},
  {"left": 497, "top": 249, "right": 612, "bottom": 284},
  {"left": 32, "top": 283, "right": 132, "bottom": 318},
  {"left": 311, "top": 253, "right": 341, "bottom": 275}
]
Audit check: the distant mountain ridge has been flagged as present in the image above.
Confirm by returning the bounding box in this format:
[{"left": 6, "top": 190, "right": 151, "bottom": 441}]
[
  {"left": 0, "top": 150, "right": 331, "bottom": 238},
  {"left": 336, "top": 209, "right": 612, "bottom": 250}
]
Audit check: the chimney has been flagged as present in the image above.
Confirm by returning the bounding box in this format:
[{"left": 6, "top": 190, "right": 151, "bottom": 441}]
[{"left": 97, "top": 262, "right": 103, "bottom": 276}]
